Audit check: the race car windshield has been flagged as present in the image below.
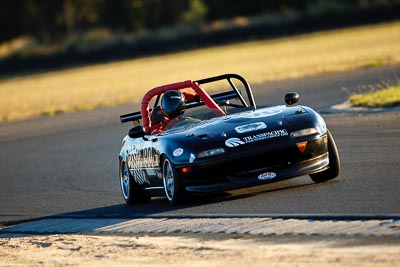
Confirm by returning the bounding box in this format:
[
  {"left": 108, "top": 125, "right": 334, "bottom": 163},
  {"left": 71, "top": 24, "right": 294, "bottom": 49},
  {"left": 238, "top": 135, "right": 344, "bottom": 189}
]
[{"left": 164, "top": 107, "right": 224, "bottom": 130}]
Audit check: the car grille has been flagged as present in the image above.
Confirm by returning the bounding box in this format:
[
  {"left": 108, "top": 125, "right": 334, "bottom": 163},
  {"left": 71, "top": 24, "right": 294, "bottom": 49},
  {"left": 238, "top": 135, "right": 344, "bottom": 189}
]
[{"left": 227, "top": 147, "right": 300, "bottom": 178}]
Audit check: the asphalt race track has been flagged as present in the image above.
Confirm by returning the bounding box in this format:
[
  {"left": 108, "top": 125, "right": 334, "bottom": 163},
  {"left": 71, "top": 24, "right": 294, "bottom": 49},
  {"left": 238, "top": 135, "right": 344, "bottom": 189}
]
[{"left": 1, "top": 65, "right": 399, "bottom": 226}]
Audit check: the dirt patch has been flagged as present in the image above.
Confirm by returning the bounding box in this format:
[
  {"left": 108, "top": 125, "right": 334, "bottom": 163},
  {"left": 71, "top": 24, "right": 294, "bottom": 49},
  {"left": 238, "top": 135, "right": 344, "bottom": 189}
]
[{"left": 1, "top": 234, "right": 399, "bottom": 267}]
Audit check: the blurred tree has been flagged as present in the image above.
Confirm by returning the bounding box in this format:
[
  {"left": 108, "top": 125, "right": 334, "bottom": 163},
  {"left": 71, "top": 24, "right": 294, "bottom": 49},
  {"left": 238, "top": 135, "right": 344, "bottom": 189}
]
[
  {"left": 181, "top": 0, "right": 208, "bottom": 24},
  {"left": 99, "top": 0, "right": 135, "bottom": 31},
  {"left": 62, "top": 0, "right": 102, "bottom": 34},
  {"left": 142, "top": 0, "right": 186, "bottom": 29},
  {"left": 0, "top": 0, "right": 398, "bottom": 44},
  {"left": 0, "top": 1, "right": 25, "bottom": 42},
  {"left": 203, "top": 0, "right": 308, "bottom": 20}
]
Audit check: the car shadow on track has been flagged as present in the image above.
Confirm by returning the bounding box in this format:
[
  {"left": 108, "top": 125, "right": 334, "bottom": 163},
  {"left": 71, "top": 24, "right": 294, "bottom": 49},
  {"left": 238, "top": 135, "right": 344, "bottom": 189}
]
[
  {"left": 50, "top": 177, "right": 324, "bottom": 220},
  {"left": 1, "top": 178, "right": 343, "bottom": 236},
  {"left": 186, "top": 178, "right": 320, "bottom": 206}
]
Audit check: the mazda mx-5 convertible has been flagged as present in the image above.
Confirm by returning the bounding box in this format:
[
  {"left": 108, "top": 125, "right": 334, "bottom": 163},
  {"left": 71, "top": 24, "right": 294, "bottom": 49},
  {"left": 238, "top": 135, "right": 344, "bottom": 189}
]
[{"left": 119, "top": 74, "right": 340, "bottom": 205}]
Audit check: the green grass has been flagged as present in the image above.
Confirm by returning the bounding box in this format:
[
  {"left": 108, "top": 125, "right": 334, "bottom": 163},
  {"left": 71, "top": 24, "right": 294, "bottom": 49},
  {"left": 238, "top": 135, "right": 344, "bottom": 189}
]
[
  {"left": 1, "top": 21, "right": 400, "bottom": 122},
  {"left": 350, "top": 83, "right": 400, "bottom": 108}
]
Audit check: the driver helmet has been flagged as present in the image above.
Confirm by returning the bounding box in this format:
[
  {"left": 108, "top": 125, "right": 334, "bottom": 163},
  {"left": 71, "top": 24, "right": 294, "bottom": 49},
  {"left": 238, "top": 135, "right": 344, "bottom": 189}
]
[{"left": 160, "top": 90, "right": 185, "bottom": 119}]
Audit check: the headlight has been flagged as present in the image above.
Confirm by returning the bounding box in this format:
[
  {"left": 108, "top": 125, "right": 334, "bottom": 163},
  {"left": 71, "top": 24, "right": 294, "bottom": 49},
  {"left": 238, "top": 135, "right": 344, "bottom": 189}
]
[
  {"left": 198, "top": 148, "right": 225, "bottom": 158},
  {"left": 291, "top": 128, "right": 317, "bottom": 138}
]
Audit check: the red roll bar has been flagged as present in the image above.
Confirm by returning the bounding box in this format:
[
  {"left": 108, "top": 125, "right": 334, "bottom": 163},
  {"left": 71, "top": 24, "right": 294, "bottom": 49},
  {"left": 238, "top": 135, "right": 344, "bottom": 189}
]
[{"left": 141, "top": 80, "right": 225, "bottom": 133}]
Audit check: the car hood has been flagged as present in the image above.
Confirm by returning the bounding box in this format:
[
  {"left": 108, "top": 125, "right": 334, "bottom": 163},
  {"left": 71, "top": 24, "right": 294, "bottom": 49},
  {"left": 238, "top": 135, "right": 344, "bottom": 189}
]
[
  {"left": 159, "top": 105, "right": 311, "bottom": 138},
  {"left": 157, "top": 105, "right": 319, "bottom": 165}
]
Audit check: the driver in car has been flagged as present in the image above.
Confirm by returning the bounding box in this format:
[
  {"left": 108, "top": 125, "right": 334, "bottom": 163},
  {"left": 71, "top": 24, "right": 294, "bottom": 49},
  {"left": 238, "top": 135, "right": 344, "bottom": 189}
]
[{"left": 150, "top": 90, "right": 200, "bottom": 134}]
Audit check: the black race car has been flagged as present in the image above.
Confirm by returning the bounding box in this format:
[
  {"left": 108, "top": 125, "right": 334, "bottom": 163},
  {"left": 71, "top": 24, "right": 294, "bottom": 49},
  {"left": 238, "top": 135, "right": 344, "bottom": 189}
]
[{"left": 119, "top": 74, "right": 340, "bottom": 205}]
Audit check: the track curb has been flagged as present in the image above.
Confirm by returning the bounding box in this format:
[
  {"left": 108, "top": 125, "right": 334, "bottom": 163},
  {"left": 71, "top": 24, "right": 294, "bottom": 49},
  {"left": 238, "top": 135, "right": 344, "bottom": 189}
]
[{"left": 2, "top": 216, "right": 399, "bottom": 237}]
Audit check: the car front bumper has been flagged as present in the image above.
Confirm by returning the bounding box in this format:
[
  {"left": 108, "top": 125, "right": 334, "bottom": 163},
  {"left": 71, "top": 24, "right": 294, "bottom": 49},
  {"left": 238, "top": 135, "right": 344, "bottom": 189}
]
[{"left": 176, "top": 134, "right": 329, "bottom": 193}]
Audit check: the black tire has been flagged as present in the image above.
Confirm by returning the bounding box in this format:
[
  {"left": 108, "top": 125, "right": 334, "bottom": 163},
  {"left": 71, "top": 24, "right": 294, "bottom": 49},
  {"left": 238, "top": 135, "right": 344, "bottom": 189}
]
[
  {"left": 162, "top": 157, "right": 185, "bottom": 205},
  {"left": 310, "top": 130, "right": 340, "bottom": 183},
  {"left": 119, "top": 160, "right": 150, "bottom": 204}
]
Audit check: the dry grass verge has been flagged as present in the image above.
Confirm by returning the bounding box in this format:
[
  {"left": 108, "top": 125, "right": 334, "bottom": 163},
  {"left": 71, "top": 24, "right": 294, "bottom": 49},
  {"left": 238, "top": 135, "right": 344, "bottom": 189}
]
[{"left": 350, "top": 83, "right": 400, "bottom": 108}]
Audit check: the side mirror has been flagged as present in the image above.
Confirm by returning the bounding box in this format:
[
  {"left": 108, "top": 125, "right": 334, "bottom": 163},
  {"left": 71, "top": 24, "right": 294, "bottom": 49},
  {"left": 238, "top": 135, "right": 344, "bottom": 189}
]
[
  {"left": 285, "top": 92, "right": 300, "bottom": 106},
  {"left": 128, "top": 126, "right": 145, "bottom": 138}
]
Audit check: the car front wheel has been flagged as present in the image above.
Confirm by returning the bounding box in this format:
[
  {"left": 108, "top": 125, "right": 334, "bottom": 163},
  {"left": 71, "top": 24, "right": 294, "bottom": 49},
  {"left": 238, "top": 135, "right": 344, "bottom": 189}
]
[
  {"left": 310, "top": 130, "right": 340, "bottom": 183},
  {"left": 162, "top": 157, "right": 185, "bottom": 205}
]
